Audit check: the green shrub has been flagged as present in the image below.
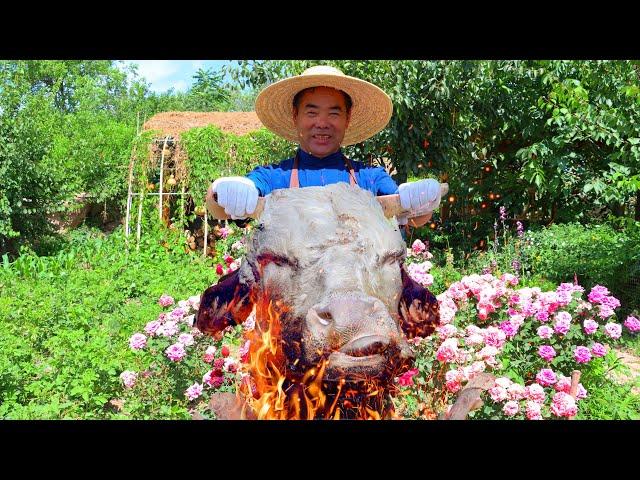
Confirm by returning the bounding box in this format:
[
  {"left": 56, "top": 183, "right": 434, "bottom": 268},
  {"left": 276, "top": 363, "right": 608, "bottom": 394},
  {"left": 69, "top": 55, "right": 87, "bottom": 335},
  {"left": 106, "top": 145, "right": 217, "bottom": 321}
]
[{"left": 522, "top": 222, "right": 640, "bottom": 314}]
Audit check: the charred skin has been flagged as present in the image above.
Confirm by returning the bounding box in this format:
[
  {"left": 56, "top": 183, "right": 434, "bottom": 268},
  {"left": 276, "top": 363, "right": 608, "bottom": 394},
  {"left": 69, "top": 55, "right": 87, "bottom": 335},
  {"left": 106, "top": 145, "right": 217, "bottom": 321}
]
[
  {"left": 196, "top": 269, "right": 254, "bottom": 337},
  {"left": 398, "top": 267, "right": 440, "bottom": 339}
]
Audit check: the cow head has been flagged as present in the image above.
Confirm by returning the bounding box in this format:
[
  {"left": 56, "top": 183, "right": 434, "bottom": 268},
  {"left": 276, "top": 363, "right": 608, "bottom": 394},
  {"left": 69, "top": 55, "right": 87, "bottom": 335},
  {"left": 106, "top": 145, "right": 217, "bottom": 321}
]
[{"left": 197, "top": 184, "right": 439, "bottom": 386}]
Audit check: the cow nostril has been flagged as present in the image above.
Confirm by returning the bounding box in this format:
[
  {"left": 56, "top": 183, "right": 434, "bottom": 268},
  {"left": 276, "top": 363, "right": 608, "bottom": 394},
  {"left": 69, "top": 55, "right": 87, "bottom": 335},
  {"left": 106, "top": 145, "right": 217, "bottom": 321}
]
[{"left": 316, "top": 310, "right": 333, "bottom": 325}]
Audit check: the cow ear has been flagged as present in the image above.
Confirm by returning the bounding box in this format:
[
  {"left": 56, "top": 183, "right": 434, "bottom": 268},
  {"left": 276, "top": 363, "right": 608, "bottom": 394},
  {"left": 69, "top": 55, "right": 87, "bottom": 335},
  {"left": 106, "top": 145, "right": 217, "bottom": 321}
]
[
  {"left": 398, "top": 266, "right": 440, "bottom": 339},
  {"left": 196, "top": 267, "right": 255, "bottom": 338}
]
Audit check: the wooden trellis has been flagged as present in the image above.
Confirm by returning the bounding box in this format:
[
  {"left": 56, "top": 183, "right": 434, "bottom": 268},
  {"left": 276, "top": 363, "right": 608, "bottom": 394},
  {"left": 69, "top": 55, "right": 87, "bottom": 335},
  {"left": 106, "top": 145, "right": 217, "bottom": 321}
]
[{"left": 124, "top": 134, "right": 213, "bottom": 256}]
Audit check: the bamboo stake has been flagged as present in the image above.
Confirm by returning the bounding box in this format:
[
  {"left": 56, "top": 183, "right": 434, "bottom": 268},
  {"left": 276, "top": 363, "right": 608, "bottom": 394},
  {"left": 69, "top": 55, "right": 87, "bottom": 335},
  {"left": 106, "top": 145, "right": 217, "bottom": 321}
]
[
  {"left": 568, "top": 370, "right": 581, "bottom": 420},
  {"left": 136, "top": 187, "right": 144, "bottom": 252},
  {"left": 203, "top": 213, "right": 208, "bottom": 258},
  {"left": 180, "top": 184, "right": 185, "bottom": 228},
  {"left": 158, "top": 136, "right": 169, "bottom": 221},
  {"left": 124, "top": 152, "right": 136, "bottom": 242}
]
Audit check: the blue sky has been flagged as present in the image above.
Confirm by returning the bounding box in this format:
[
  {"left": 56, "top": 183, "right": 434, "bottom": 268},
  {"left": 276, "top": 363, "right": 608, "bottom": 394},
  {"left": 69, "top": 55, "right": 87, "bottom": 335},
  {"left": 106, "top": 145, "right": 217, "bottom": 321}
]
[{"left": 120, "top": 60, "right": 236, "bottom": 93}]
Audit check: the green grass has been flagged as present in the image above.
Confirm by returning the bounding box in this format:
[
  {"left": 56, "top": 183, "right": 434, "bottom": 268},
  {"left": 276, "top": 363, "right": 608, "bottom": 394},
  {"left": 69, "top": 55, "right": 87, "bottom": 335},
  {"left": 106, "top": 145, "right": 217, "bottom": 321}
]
[
  {"left": 2, "top": 223, "right": 639, "bottom": 419},
  {"left": 0, "top": 225, "right": 219, "bottom": 419}
]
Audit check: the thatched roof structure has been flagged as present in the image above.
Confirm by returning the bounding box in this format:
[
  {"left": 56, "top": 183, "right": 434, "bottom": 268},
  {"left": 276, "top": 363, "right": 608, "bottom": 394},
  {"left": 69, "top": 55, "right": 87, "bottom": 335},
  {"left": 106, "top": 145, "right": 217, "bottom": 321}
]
[{"left": 142, "top": 111, "right": 264, "bottom": 139}]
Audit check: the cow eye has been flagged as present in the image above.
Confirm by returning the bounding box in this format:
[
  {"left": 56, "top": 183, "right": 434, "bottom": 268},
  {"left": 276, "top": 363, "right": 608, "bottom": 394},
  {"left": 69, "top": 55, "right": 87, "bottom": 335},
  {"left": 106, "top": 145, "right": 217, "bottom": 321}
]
[
  {"left": 378, "top": 250, "right": 405, "bottom": 266},
  {"left": 257, "top": 252, "right": 297, "bottom": 268}
]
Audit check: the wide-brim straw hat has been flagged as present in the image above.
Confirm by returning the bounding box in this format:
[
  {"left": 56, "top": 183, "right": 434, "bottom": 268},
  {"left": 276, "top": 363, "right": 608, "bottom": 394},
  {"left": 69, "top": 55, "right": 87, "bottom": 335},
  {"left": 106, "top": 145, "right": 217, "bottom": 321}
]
[{"left": 255, "top": 65, "right": 393, "bottom": 146}]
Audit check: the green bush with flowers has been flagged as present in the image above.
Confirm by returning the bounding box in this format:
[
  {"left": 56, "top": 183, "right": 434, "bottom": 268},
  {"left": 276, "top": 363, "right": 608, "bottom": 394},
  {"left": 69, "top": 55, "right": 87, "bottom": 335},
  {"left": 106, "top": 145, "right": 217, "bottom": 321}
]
[{"left": 117, "top": 216, "right": 640, "bottom": 420}]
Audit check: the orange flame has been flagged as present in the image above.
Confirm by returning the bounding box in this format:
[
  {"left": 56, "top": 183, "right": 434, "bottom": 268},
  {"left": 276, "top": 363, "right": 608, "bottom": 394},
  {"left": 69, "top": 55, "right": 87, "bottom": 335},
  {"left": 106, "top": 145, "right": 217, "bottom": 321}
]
[{"left": 237, "top": 290, "right": 395, "bottom": 420}]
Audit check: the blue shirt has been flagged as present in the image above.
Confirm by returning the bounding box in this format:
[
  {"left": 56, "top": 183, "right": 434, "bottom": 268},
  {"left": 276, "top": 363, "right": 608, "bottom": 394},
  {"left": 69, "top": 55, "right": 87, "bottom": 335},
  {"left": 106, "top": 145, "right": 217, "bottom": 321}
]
[{"left": 246, "top": 148, "right": 399, "bottom": 197}]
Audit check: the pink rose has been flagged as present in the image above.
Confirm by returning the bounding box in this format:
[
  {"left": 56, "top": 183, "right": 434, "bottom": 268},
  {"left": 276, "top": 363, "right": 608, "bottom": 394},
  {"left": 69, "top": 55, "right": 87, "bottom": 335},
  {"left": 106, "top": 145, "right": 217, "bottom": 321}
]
[
  {"left": 536, "top": 368, "right": 557, "bottom": 386},
  {"left": 483, "top": 327, "right": 506, "bottom": 348},
  {"left": 502, "top": 401, "right": 520, "bottom": 417},
  {"left": 169, "top": 307, "right": 186, "bottom": 320},
  {"left": 437, "top": 324, "right": 459, "bottom": 340},
  {"left": 550, "top": 392, "right": 578, "bottom": 418},
  {"left": 203, "top": 346, "right": 217, "bottom": 363},
  {"left": 119, "top": 370, "right": 137, "bottom": 389},
  {"left": 398, "top": 368, "right": 420, "bottom": 387},
  {"left": 525, "top": 383, "right": 546, "bottom": 403},
  {"left": 495, "top": 377, "right": 513, "bottom": 389},
  {"left": 554, "top": 375, "right": 571, "bottom": 394},
  {"left": 553, "top": 312, "right": 572, "bottom": 335},
  {"left": 129, "top": 333, "right": 147, "bottom": 350},
  {"left": 489, "top": 386, "right": 508, "bottom": 402},
  {"left": 591, "top": 342, "right": 607, "bottom": 358},
  {"left": 436, "top": 338, "right": 459, "bottom": 363},
  {"left": 507, "top": 383, "right": 526, "bottom": 401},
  {"left": 144, "top": 320, "right": 162, "bottom": 336},
  {"left": 536, "top": 311, "right": 550, "bottom": 322},
  {"left": 598, "top": 304, "right": 615, "bottom": 319},
  {"left": 411, "top": 239, "right": 426, "bottom": 254},
  {"left": 537, "top": 325, "right": 554, "bottom": 339},
  {"left": 185, "top": 382, "right": 203, "bottom": 401},
  {"left": 576, "top": 383, "right": 588, "bottom": 400},
  {"left": 178, "top": 333, "right": 194, "bottom": 347},
  {"left": 604, "top": 322, "right": 622, "bottom": 339},
  {"left": 583, "top": 319, "right": 599, "bottom": 335},
  {"left": 158, "top": 294, "right": 174, "bottom": 307},
  {"left": 158, "top": 320, "right": 179, "bottom": 337},
  {"left": 588, "top": 285, "right": 610, "bottom": 304},
  {"left": 574, "top": 345, "right": 592, "bottom": 364},
  {"left": 624, "top": 316, "right": 640, "bottom": 333},
  {"left": 165, "top": 343, "right": 187, "bottom": 362},
  {"left": 525, "top": 400, "right": 543, "bottom": 420},
  {"left": 499, "top": 320, "right": 519, "bottom": 339},
  {"left": 477, "top": 345, "right": 499, "bottom": 360},
  {"left": 538, "top": 345, "right": 556, "bottom": 362},
  {"left": 219, "top": 226, "right": 231, "bottom": 239},
  {"left": 446, "top": 380, "right": 462, "bottom": 393}
]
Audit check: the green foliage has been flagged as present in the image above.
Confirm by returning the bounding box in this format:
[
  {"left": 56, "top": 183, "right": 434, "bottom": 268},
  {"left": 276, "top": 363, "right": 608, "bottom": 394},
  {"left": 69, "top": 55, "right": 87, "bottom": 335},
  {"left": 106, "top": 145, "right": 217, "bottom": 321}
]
[
  {"left": 229, "top": 60, "right": 640, "bottom": 249},
  {"left": 522, "top": 222, "right": 640, "bottom": 313},
  {"left": 179, "top": 125, "right": 295, "bottom": 204},
  {"left": 0, "top": 60, "right": 150, "bottom": 256},
  {"left": 0, "top": 225, "right": 221, "bottom": 418}
]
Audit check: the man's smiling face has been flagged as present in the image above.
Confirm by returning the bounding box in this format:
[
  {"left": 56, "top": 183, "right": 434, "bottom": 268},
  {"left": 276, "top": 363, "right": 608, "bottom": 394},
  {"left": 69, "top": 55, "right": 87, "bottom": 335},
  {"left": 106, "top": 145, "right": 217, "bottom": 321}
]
[{"left": 293, "top": 86, "right": 351, "bottom": 158}]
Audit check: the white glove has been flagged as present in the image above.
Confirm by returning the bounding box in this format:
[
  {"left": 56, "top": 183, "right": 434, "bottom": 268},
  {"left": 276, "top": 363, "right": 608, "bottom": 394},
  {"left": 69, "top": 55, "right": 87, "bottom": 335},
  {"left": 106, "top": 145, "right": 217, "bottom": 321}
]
[
  {"left": 211, "top": 176, "right": 259, "bottom": 219},
  {"left": 398, "top": 178, "right": 441, "bottom": 216}
]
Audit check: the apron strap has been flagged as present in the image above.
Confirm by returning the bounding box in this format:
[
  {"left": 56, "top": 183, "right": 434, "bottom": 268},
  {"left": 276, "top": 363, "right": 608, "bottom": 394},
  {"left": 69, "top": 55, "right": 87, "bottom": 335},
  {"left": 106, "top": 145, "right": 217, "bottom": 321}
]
[{"left": 289, "top": 152, "right": 358, "bottom": 188}]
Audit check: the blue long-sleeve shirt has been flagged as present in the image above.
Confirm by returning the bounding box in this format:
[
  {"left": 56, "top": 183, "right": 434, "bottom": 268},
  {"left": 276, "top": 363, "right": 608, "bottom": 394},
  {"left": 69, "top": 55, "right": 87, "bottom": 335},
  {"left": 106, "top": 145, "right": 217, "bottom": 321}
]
[{"left": 246, "top": 148, "right": 399, "bottom": 197}]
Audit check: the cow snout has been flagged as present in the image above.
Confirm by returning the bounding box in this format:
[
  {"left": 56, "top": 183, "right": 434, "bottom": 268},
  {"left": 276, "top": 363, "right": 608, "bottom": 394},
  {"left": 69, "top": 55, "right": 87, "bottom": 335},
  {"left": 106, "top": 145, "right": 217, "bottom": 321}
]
[
  {"left": 306, "top": 295, "right": 391, "bottom": 343},
  {"left": 303, "top": 293, "right": 411, "bottom": 373}
]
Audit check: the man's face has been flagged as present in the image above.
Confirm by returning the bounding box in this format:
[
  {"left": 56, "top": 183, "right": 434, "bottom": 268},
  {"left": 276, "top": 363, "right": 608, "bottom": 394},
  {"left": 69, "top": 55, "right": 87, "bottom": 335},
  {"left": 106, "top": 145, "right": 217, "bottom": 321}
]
[{"left": 293, "top": 86, "right": 351, "bottom": 158}]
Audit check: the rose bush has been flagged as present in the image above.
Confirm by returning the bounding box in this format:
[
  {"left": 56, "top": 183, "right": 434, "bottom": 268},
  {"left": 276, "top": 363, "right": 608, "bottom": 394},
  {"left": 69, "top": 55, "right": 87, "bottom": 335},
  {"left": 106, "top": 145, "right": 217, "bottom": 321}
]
[
  {"left": 120, "top": 233, "right": 638, "bottom": 420},
  {"left": 397, "top": 244, "right": 638, "bottom": 420}
]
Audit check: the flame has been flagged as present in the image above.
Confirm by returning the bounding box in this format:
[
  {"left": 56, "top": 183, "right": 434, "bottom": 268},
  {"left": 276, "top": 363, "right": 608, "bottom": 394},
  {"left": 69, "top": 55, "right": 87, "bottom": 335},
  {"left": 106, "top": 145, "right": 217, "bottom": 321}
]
[{"left": 237, "top": 290, "right": 395, "bottom": 420}]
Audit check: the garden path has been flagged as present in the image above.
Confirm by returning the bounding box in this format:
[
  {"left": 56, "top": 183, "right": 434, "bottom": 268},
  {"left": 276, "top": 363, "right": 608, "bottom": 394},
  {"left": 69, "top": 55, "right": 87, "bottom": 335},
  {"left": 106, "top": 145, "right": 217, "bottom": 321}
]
[{"left": 611, "top": 348, "right": 640, "bottom": 395}]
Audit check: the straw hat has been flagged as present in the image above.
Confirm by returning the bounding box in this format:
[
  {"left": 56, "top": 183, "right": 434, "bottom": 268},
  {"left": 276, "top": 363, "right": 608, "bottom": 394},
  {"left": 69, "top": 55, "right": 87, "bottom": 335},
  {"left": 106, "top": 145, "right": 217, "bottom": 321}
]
[{"left": 254, "top": 65, "right": 393, "bottom": 146}]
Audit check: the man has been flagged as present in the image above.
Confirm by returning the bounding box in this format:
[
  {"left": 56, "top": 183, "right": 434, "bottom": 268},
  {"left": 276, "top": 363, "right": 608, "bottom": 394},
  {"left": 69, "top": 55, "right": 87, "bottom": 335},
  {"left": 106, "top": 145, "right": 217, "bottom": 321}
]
[{"left": 207, "top": 65, "right": 441, "bottom": 228}]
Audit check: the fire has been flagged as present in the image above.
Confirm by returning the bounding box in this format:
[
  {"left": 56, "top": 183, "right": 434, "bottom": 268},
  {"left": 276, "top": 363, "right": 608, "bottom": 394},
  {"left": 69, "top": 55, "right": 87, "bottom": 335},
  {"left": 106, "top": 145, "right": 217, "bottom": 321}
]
[{"left": 236, "top": 290, "right": 397, "bottom": 420}]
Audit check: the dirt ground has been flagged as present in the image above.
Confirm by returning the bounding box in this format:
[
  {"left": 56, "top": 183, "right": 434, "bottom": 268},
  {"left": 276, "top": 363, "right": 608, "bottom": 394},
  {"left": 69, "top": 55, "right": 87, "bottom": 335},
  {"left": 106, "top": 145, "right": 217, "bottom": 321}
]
[
  {"left": 142, "top": 111, "right": 264, "bottom": 139},
  {"left": 611, "top": 347, "right": 640, "bottom": 395}
]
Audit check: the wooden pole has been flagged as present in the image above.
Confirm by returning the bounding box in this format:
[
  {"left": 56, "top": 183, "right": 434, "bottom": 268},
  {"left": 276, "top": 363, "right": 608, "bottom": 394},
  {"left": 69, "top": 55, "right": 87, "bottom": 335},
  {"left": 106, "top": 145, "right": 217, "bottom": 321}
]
[
  {"left": 568, "top": 369, "right": 581, "bottom": 420},
  {"left": 203, "top": 213, "right": 208, "bottom": 258},
  {"left": 180, "top": 184, "right": 185, "bottom": 228},
  {"left": 124, "top": 152, "right": 136, "bottom": 243},
  {"left": 136, "top": 188, "right": 144, "bottom": 252},
  {"left": 158, "top": 136, "right": 169, "bottom": 222}
]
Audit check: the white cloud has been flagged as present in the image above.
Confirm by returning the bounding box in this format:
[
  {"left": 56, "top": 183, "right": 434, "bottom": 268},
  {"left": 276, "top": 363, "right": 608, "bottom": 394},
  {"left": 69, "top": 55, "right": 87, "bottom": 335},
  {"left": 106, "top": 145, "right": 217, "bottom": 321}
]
[{"left": 130, "top": 60, "right": 180, "bottom": 83}]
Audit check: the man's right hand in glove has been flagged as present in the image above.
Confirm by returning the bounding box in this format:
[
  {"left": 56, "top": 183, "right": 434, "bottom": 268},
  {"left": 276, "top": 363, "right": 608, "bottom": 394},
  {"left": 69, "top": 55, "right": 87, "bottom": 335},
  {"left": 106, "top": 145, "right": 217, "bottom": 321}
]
[{"left": 210, "top": 176, "right": 259, "bottom": 219}]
